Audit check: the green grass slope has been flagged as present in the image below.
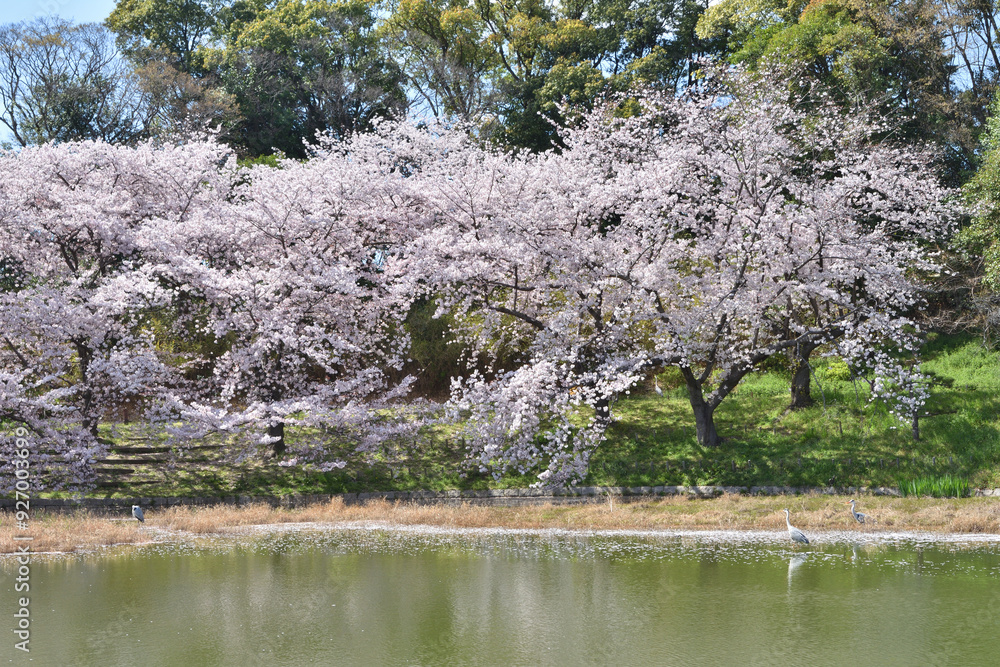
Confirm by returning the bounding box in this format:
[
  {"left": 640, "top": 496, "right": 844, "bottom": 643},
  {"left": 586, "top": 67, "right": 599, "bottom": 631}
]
[{"left": 49, "top": 333, "right": 1000, "bottom": 498}]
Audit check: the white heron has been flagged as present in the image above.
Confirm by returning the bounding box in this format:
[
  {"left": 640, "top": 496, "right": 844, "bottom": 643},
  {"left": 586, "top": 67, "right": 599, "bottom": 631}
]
[
  {"left": 654, "top": 377, "right": 663, "bottom": 396},
  {"left": 783, "top": 508, "right": 809, "bottom": 545},
  {"left": 846, "top": 499, "right": 866, "bottom": 524},
  {"left": 132, "top": 505, "right": 145, "bottom": 523}
]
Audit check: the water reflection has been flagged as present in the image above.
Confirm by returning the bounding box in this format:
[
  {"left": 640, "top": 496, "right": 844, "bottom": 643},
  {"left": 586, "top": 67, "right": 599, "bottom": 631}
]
[
  {"left": 787, "top": 553, "right": 808, "bottom": 577},
  {"left": 786, "top": 553, "right": 808, "bottom": 595},
  {"left": 3, "top": 529, "right": 1000, "bottom": 665}
]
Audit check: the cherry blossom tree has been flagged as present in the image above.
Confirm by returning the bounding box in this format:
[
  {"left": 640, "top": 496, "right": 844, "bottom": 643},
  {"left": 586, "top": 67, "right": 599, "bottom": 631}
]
[
  {"left": 0, "top": 137, "right": 234, "bottom": 488},
  {"left": 0, "top": 126, "right": 435, "bottom": 485},
  {"left": 0, "top": 65, "right": 960, "bottom": 490},
  {"left": 146, "top": 126, "right": 430, "bottom": 462},
  {"left": 402, "top": 66, "right": 959, "bottom": 485}
]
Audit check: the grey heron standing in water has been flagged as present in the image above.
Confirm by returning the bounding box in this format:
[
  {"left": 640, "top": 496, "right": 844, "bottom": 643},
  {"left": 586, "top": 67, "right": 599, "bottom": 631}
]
[
  {"left": 783, "top": 509, "right": 809, "bottom": 545},
  {"left": 846, "top": 499, "right": 866, "bottom": 524},
  {"left": 132, "top": 505, "right": 145, "bottom": 523}
]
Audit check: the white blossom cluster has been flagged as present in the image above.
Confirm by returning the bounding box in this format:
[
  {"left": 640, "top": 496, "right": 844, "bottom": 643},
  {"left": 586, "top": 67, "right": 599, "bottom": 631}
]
[
  {"left": 401, "top": 64, "right": 960, "bottom": 485},
  {"left": 0, "top": 66, "right": 961, "bottom": 489}
]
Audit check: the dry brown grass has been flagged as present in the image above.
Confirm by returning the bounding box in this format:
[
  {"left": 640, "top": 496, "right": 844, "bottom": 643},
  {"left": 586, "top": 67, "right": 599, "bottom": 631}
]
[
  {"left": 0, "top": 511, "right": 154, "bottom": 554},
  {"left": 4, "top": 494, "right": 1000, "bottom": 554}
]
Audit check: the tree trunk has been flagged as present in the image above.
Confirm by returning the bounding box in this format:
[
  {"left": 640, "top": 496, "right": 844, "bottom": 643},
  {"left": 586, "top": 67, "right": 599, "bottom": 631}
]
[
  {"left": 593, "top": 396, "right": 612, "bottom": 430},
  {"left": 681, "top": 369, "right": 720, "bottom": 447},
  {"left": 691, "top": 400, "right": 720, "bottom": 447},
  {"left": 268, "top": 421, "right": 286, "bottom": 457},
  {"left": 75, "top": 341, "right": 99, "bottom": 439},
  {"left": 267, "top": 348, "right": 286, "bottom": 457},
  {"left": 789, "top": 340, "right": 818, "bottom": 409}
]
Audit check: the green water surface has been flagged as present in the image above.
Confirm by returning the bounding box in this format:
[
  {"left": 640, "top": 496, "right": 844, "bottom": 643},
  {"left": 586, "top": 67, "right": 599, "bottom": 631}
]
[{"left": 4, "top": 527, "right": 1000, "bottom": 666}]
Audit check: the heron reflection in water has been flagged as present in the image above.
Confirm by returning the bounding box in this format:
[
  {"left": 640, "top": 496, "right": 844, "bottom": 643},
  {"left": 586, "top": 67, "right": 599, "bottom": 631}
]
[{"left": 788, "top": 553, "right": 807, "bottom": 576}]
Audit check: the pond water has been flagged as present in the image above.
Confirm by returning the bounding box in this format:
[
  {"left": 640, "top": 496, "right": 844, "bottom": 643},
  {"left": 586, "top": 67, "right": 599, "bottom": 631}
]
[{"left": 4, "top": 526, "right": 1000, "bottom": 665}]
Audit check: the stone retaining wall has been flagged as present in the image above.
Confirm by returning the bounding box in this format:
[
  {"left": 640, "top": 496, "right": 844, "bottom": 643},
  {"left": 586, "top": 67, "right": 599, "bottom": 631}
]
[{"left": 3, "top": 485, "right": 999, "bottom": 513}]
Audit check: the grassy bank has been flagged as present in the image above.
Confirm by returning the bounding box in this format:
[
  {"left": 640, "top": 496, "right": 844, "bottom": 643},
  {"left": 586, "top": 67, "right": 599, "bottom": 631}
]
[
  {"left": 588, "top": 332, "right": 1000, "bottom": 491},
  {"left": 3, "top": 494, "right": 1000, "bottom": 555},
  {"left": 21, "top": 332, "right": 1000, "bottom": 499}
]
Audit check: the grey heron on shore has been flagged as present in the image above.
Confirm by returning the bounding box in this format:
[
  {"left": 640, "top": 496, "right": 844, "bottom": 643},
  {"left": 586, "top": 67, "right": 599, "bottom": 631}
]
[
  {"left": 132, "top": 505, "right": 145, "bottom": 523},
  {"left": 846, "top": 499, "right": 866, "bottom": 524},
  {"left": 783, "top": 508, "right": 809, "bottom": 545}
]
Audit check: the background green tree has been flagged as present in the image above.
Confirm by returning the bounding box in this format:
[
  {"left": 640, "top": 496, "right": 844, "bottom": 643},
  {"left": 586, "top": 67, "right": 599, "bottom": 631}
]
[
  {"left": 208, "top": 0, "right": 407, "bottom": 157},
  {"left": 698, "top": 0, "right": 996, "bottom": 183},
  {"left": 0, "top": 17, "right": 228, "bottom": 146},
  {"left": 384, "top": 0, "right": 721, "bottom": 151},
  {"left": 106, "top": 0, "right": 219, "bottom": 74}
]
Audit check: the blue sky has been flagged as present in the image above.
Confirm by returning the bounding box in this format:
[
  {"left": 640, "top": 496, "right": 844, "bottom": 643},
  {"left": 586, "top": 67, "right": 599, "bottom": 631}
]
[{"left": 2, "top": 0, "right": 117, "bottom": 26}]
